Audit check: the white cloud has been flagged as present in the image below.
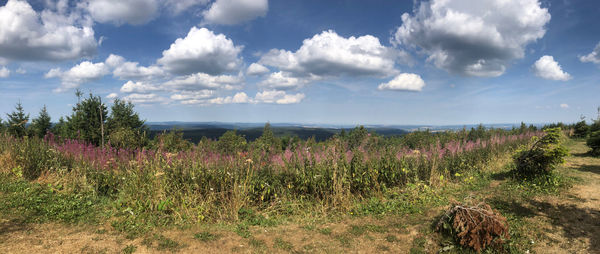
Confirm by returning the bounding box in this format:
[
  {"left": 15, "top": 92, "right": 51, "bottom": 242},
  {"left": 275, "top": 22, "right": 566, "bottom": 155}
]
[
  {"left": 45, "top": 61, "right": 110, "bottom": 92},
  {"left": 378, "top": 73, "right": 425, "bottom": 92},
  {"left": 15, "top": 67, "right": 26, "bottom": 74},
  {"left": 0, "top": 67, "right": 10, "bottom": 78},
  {"left": 122, "top": 93, "right": 167, "bottom": 104},
  {"left": 246, "top": 63, "right": 270, "bottom": 76},
  {"left": 560, "top": 103, "right": 569, "bottom": 109},
  {"left": 120, "top": 80, "right": 161, "bottom": 93},
  {"left": 532, "top": 55, "right": 571, "bottom": 81},
  {"left": 0, "top": 0, "right": 97, "bottom": 62},
  {"left": 580, "top": 42, "right": 600, "bottom": 64},
  {"left": 82, "top": 0, "right": 159, "bottom": 26},
  {"left": 203, "top": 0, "right": 268, "bottom": 25},
  {"left": 113, "top": 61, "right": 165, "bottom": 80},
  {"left": 170, "top": 90, "right": 215, "bottom": 101},
  {"left": 105, "top": 54, "right": 125, "bottom": 68},
  {"left": 255, "top": 90, "right": 305, "bottom": 104},
  {"left": 164, "top": 72, "right": 242, "bottom": 91},
  {"left": 158, "top": 27, "right": 243, "bottom": 75},
  {"left": 165, "top": 0, "right": 210, "bottom": 15},
  {"left": 393, "top": 0, "right": 550, "bottom": 77},
  {"left": 106, "top": 92, "right": 118, "bottom": 99},
  {"left": 259, "top": 71, "right": 306, "bottom": 90},
  {"left": 260, "top": 30, "right": 403, "bottom": 78},
  {"left": 205, "top": 92, "right": 251, "bottom": 104}
]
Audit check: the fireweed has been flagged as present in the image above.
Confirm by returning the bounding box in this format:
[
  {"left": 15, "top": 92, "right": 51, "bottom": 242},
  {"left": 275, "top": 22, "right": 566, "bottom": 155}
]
[{"left": 0, "top": 130, "right": 541, "bottom": 222}]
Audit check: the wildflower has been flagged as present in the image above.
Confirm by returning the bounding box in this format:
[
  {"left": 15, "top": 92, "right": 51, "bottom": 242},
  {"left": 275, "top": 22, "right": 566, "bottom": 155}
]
[{"left": 245, "top": 158, "right": 253, "bottom": 164}]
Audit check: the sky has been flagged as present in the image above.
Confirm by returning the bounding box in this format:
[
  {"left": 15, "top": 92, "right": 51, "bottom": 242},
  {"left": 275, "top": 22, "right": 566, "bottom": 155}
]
[{"left": 0, "top": 0, "right": 599, "bottom": 126}]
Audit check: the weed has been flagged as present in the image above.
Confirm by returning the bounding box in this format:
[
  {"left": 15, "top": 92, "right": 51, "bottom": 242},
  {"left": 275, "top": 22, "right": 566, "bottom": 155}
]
[
  {"left": 385, "top": 234, "right": 398, "bottom": 243},
  {"left": 194, "top": 231, "right": 220, "bottom": 242},
  {"left": 235, "top": 223, "right": 252, "bottom": 238},
  {"left": 273, "top": 237, "right": 294, "bottom": 251},
  {"left": 122, "top": 245, "right": 136, "bottom": 254},
  {"left": 319, "top": 227, "right": 332, "bottom": 235}
]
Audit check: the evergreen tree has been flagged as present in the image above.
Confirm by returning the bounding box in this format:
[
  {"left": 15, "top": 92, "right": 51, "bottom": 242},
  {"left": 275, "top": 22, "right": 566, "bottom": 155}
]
[
  {"left": 6, "top": 102, "right": 29, "bottom": 137},
  {"left": 106, "top": 98, "right": 148, "bottom": 149},
  {"left": 30, "top": 105, "right": 52, "bottom": 138},
  {"left": 106, "top": 98, "right": 146, "bottom": 132},
  {"left": 66, "top": 93, "right": 107, "bottom": 145}
]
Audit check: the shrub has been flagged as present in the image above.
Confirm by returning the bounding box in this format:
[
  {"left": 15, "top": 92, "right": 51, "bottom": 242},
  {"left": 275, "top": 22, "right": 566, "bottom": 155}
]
[
  {"left": 108, "top": 127, "right": 148, "bottom": 149},
  {"left": 573, "top": 120, "right": 589, "bottom": 138},
  {"left": 217, "top": 130, "right": 247, "bottom": 155},
  {"left": 152, "top": 129, "right": 192, "bottom": 152},
  {"left": 512, "top": 128, "right": 568, "bottom": 177},
  {"left": 587, "top": 130, "right": 600, "bottom": 156}
]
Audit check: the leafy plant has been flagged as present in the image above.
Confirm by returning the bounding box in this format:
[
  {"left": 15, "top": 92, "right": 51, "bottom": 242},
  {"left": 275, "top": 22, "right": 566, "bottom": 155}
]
[
  {"left": 587, "top": 130, "right": 600, "bottom": 156},
  {"left": 512, "top": 128, "right": 568, "bottom": 177}
]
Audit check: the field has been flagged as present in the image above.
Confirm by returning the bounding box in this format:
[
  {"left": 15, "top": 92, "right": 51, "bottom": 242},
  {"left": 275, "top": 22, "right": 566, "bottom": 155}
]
[{"left": 0, "top": 127, "right": 598, "bottom": 253}]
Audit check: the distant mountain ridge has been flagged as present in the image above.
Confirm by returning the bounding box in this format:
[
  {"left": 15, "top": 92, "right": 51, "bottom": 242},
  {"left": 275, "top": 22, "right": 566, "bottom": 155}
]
[{"left": 146, "top": 122, "right": 545, "bottom": 143}]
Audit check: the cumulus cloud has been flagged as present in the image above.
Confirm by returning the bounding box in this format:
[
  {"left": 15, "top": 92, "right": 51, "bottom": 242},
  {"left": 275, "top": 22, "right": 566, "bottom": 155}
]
[
  {"left": 120, "top": 81, "right": 161, "bottom": 93},
  {"left": 203, "top": 0, "right": 268, "bottom": 25},
  {"left": 378, "top": 73, "right": 425, "bottom": 92},
  {"left": 255, "top": 90, "right": 305, "bottom": 104},
  {"left": 113, "top": 61, "right": 165, "bottom": 80},
  {"left": 260, "top": 30, "right": 404, "bottom": 78},
  {"left": 0, "top": 67, "right": 10, "bottom": 78},
  {"left": 106, "top": 92, "right": 118, "bottom": 99},
  {"left": 393, "top": 0, "right": 550, "bottom": 77},
  {"left": 246, "top": 63, "right": 270, "bottom": 76},
  {"left": 205, "top": 92, "right": 251, "bottom": 104},
  {"left": 158, "top": 27, "right": 243, "bottom": 75},
  {"left": 82, "top": 0, "right": 159, "bottom": 26},
  {"left": 259, "top": 71, "right": 306, "bottom": 90},
  {"left": 0, "top": 0, "right": 97, "bottom": 62},
  {"left": 170, "top": 90, "right": 215, "bottom": 102},
  {"left": 163, "top": 73, "right": 242, "bottom": 91},
  {"left": 580, "top": 42, "right": 600, "bottom": 64},
  {"left": 45, "top": 61, "right": 110, "bottom": 92},
  {"left": 165, "top": 0, "right": 210, "bottom": 15},
  {"left": 532, "top": 55, "right": 571, "bottom": 81},
  {"left": 123, "top": 93, "right": 167, "bottom": 104},
  {"left": 560, "top": 103, "right": 569, "bottom": 109}
]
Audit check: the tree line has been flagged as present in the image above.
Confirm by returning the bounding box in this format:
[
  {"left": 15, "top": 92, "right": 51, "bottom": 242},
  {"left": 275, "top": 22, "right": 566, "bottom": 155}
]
[{"left": 0, "top": 90, "right": 146, "bottom": 149}]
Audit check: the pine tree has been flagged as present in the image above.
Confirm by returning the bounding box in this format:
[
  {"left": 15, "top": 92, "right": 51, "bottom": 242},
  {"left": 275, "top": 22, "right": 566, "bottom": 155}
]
[
  {"left": 6, "top": 102, "right": 29, "bottom": 137},
  {"left": 30, "top": 105, "right": 52, "bottom": 138},
  {"left": 106, "top": 98, "right": 146, "bottom": 132},
  {"left": 66, "top": 93, "right": 107, "bottom": 145}
]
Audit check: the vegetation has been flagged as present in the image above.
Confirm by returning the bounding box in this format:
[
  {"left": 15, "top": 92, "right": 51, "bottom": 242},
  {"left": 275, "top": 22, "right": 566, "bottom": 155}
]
[
  {"left": 1, "top": 94, "right": 596, "bottom": 253},
  {"left": 512, "top": 128, "right": 568, "bottom": 178}
]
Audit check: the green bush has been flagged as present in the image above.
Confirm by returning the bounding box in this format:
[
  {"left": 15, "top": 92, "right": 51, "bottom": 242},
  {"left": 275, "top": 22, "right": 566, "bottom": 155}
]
[
  {"left": 217, "top": 130, "right": 247, "bottom": 155},
  {"left": 152, "top": 129, "right": 192, "bottom": 152},
  {"left": 108, "top": 127, "right": 148, "bottom": 150},
  {"left": 513, "top": 128, "right": 568, "bottom": 177},
  {"left": 587, "top": 130, "right": 600, "bottom": 156},
  {"left": 573, "top": 120, "right": 589, "bottom": 138}
]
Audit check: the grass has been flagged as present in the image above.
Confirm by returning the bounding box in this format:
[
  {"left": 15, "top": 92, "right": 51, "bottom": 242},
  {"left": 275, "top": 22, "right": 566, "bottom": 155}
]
[
  {"left": 194, "top": 231, "right": 220, "bottom": 242},
  {"left": 1, "top": 131, "right": 593, "bottom": 253},
  {"left": 273, "top": 237, "right": 294, "bottom": 251}
]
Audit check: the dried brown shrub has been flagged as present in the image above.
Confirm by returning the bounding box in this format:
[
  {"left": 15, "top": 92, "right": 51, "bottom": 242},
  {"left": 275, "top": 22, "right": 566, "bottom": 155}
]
[{"left": 437, "top": 201, "right": 510, "bottom": 252}]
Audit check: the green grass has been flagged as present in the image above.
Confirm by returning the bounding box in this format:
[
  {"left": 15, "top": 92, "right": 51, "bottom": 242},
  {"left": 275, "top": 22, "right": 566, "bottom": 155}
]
[
  {"left": 0, "top": 174, "right": 107, "bottom": 224},
  {"left": 273, "top": 237, "right": 294, "bottom": 251},
  {"left": 194, "top": 231, "right": 220, "bottom": 242},
  {"left": 121, "top": 245, "right": 136, "bottom": 254}
]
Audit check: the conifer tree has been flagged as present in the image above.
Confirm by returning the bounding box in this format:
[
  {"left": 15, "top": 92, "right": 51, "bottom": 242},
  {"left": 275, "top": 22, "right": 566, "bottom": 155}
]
[
  {"left": 30, "top": 105, "right": 52, "bottom": 138},
  {"left": 6, "top": 102, "right": 29, "bottom": 137}
]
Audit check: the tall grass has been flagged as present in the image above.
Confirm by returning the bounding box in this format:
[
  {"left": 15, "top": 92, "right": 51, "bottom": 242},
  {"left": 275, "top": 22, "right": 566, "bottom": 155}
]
[{"left": 0, "top": 129, "right": 540, "bottom": 228}]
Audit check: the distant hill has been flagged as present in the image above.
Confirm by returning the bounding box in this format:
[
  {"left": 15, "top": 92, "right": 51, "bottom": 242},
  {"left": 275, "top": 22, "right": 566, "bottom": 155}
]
[
  {"left": 146, "top": 121, "right": 545, "bottom": 143},
  {"left": 147, "top": 123, "right": 410, "bottom": 143}
]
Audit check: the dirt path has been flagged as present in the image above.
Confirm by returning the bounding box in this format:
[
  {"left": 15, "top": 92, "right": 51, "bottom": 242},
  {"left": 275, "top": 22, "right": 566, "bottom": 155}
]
[{"left": 530, "top": 141, "right": 600, "bottom": 254}]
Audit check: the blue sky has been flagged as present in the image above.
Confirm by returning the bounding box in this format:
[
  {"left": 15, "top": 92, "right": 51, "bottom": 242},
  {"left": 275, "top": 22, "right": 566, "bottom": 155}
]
[{"left": 0, "top": 0, "right": 599, "bottom": 125}]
